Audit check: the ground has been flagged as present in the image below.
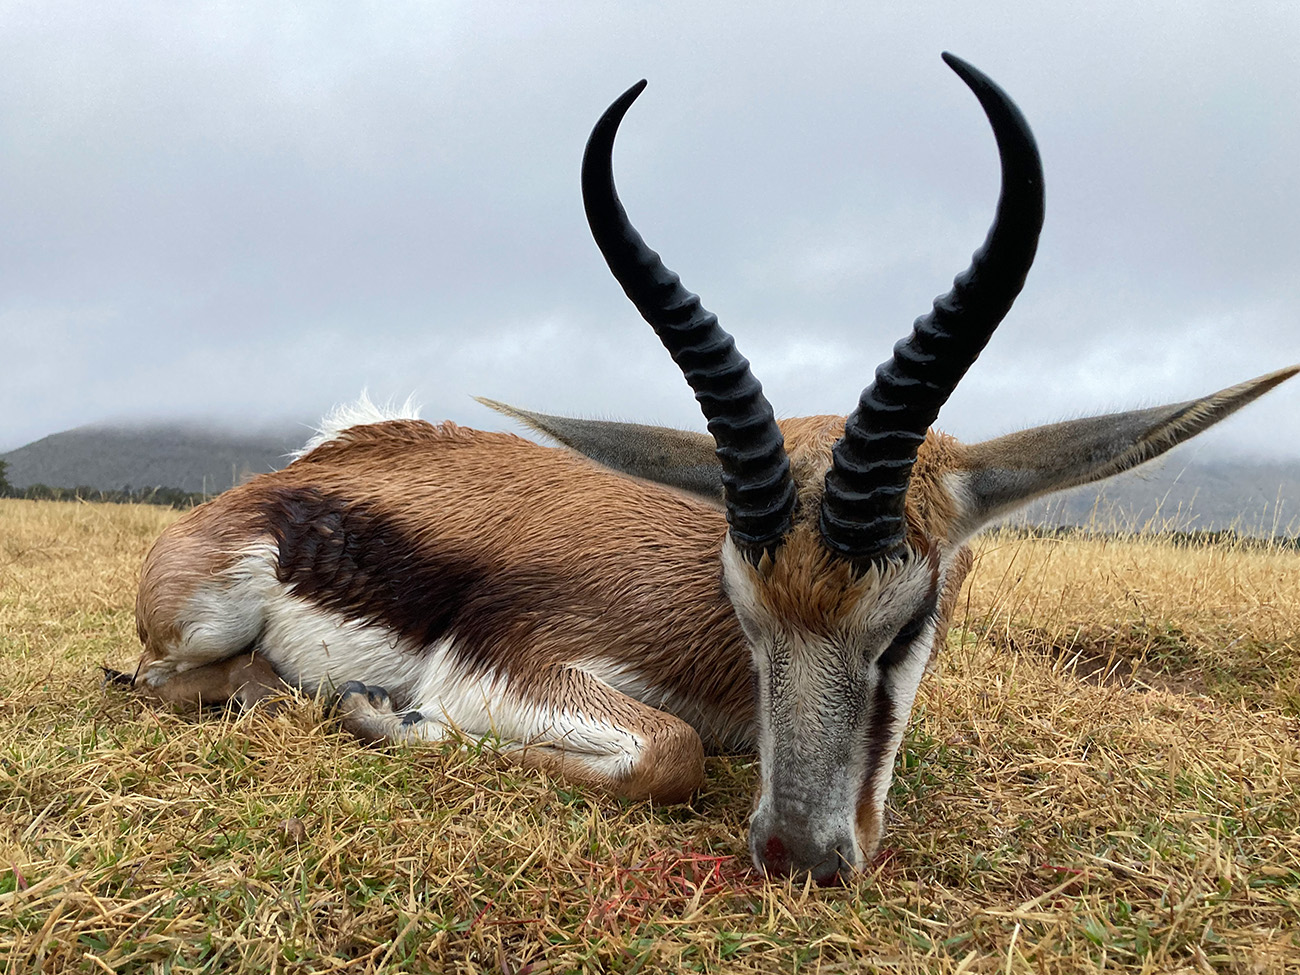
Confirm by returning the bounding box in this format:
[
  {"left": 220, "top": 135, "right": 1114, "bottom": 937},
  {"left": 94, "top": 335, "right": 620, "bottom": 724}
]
[{"left": 1, "top": 498, "right": 1297, "bottom": 974}]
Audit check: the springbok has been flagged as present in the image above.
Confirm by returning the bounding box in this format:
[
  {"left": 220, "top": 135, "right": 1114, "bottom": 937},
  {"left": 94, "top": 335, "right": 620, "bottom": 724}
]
[{"left": 123, "top": 54, "right": 1296, "bottom": 884}]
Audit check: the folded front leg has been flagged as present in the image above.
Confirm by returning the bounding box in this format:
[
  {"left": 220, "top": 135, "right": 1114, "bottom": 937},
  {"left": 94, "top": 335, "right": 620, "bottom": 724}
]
[
  {"left": 508, "top": 665, "right": 705, "bottom": 804},
  {"left": 333, "top": 666, "right": 705, "bottom": 804}
]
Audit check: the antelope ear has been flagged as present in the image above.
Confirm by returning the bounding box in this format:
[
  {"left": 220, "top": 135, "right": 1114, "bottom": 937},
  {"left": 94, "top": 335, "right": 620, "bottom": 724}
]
[
  {"left": 945, "top": 365, "right": 1299, "bottom": 540},
  {"left": 476, "top": 398, "right": 724, "bottom": 505}
]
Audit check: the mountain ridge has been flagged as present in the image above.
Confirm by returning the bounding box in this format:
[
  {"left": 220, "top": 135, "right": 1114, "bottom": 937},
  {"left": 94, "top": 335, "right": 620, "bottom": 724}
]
[{"left": 1, "top": 423, "right": 303, "bottom": 496}]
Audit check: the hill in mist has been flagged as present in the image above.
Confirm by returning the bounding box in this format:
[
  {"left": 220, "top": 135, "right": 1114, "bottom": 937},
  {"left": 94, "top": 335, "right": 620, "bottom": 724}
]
[{"left": 0, "top": 423, "right": 302, "bottom": 495}]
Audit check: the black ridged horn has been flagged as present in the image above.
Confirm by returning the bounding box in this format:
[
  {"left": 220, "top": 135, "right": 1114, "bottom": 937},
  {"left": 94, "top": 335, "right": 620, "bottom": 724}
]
[
  {"left": 583, "top": 81, "right": 796, "bottom": 559},
  {"left": 820, "top": 53, "right": 1046, "bottom": 564}
]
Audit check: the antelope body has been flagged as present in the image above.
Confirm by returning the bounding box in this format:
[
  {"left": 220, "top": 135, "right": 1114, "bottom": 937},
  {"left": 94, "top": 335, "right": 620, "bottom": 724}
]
[{"left": 126, "top": 56, "right": 1297, "bottom": 884}]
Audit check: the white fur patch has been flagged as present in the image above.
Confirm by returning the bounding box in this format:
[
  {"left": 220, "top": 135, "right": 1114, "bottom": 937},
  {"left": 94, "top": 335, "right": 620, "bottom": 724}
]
[
  {"left": 574, "top": 658, "right": 752, "bottom": 752},
  {"left": 146, "top": 542, "right": 651, "bottom": 772},
  {"left": 265, "top": 601, "right": 646, "bottom": 768},
  {"left": 277, "top": 612, "right": 650, "bottom": 775},
  {"left": 258, "top": 589, "right": 444, "bottom": 702},
  {"left": 292, "top": 391, "right": 423, "bottom": 461},
  {"left": 140, "top": 541, "right": 282, "bottom": 686}
]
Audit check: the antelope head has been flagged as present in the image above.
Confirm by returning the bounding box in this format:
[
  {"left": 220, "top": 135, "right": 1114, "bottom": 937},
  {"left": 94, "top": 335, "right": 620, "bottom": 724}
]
[{"left": 547, "top": 54, "right": 1294, "bottom": 883}]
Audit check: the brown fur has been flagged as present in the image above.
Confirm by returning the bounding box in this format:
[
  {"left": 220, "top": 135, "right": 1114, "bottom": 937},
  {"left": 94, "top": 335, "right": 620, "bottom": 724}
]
[
  {"left": 741, "top": 528, "right": 894, "bottom": 636},
  {"left": 133, "top": 416, "right": 976, "bottom": 807},
  {"left": 930, "top": 543, "right": 974, "bottom": 667},
  {"left": 137, "top": 421, "right": 758, "bottom": 745},
  {"left": 908, "top": 432, "right": 966, "bottom": 541},
  {"left": 512, "top": 667, "right": 706, "bottom": 803},
  {"left": 136, "top": 501, "right": 265, "bottom": 673},
  {"left": 776, "top": 416, "right": 963, "bottom": 555},
  {"left": 136, "top": 418, "right": 972, "bottom": 707}
]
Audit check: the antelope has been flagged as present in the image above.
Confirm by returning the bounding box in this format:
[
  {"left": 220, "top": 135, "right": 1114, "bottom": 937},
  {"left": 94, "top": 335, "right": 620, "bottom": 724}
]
[{"left": 122, "top": 54, "right": 1297, "bottom": 885}]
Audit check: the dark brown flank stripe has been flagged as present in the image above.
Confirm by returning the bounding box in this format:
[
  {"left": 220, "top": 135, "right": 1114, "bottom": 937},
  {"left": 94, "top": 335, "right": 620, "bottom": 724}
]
[{"left": 255, "top": 485, "right": 589, "bottom": 674}]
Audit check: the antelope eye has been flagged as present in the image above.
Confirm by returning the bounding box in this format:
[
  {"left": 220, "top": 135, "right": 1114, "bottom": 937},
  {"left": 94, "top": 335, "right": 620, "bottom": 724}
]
[
  {"left": 875, "top": 582, "right": 940, "bottom": 668},
  {"left": 896, "top": 610, "right": 933, "bottom": 645},
  {"left": 875, "top": 610, "right": 935, "bottom": 669}
]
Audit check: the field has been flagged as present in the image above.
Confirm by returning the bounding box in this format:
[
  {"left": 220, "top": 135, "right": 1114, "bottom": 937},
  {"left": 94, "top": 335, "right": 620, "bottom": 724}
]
[{"left": 1, "top": 498, "right": 1297, "bottom": 974}]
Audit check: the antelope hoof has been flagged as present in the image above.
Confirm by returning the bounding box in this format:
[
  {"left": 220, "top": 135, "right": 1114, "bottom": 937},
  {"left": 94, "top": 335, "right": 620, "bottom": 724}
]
[
  {"left": 101, "top": 666, "right": 136, "bottom": 688},
  {"left": 332, "top": 681, "right": 405, "bottom": 743},
  {"left": 334, "top": 681, "right": 392, "bottom": 712}
]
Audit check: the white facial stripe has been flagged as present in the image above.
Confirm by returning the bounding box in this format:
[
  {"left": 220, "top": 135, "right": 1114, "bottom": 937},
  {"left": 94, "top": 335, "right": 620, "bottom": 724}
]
[
  {"left": 865, "top": 616, "right": 936, "bottom": 814},
  {"left": 840, "top": 556, "right": 938, "bottom": 648}
]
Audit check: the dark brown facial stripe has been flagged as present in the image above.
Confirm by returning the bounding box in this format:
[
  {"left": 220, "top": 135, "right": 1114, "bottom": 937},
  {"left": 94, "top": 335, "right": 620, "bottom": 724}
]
[
  {"left": 255, "top": 486, "right": 581, "bottom": 673},
  {"left": 860, "top": 679, "right": 897, "bottom": 812}
]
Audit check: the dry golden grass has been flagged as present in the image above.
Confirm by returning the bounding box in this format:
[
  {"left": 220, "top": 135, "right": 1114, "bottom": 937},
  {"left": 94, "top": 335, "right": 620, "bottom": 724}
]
[{"left": 1, "top": 498, "right": 1297, "bottom": 974}]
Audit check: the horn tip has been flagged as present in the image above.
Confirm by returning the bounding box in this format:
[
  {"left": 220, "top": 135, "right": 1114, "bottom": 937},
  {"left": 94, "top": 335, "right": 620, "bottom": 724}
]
[
  {"left": 940, "top": 51, "right": 983, "bottom": 87},
  {"left": 590, "top": 80, "right": 650, "bottom": 148}
]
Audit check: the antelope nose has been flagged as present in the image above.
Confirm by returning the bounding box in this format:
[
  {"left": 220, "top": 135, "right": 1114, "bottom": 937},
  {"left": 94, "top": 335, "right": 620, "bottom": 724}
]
[
  {"left": 804, "top": 843, "right": 854, "bottom": 887},
  {"left": 754, "top": 833, "right": 855, "bottom": 886},
  {"left": 760, "top": 835, "right": 791, "bottom": 875}
]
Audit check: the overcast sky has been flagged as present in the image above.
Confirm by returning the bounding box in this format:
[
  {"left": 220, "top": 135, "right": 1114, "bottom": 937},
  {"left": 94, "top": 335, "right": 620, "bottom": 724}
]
[{"left": 2, "top": 2, "right": 1297, "bottom": 462}]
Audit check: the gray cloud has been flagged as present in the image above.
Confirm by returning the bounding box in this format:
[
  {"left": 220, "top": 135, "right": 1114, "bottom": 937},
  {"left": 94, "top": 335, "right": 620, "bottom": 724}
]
[{"left": 2, "top": 2, "right": 1296, "bottom": 461}]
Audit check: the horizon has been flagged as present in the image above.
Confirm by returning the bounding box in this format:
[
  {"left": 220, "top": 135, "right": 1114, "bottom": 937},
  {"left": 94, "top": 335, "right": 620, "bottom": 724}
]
[{"left": 5, "top": 407, "right": 1300, "bottom": 469}]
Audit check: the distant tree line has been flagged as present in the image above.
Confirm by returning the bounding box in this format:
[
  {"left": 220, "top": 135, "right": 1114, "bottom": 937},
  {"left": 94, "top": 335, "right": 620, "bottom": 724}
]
[
  {"left": 1002, "top": 523, "right": 1299, "bottom": 550},
  {"left": 0, "top": 462, "right": 207, "bottom": 509}
]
